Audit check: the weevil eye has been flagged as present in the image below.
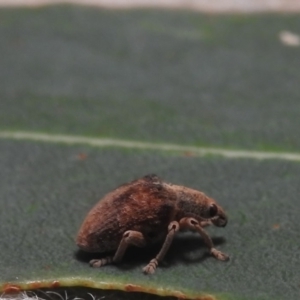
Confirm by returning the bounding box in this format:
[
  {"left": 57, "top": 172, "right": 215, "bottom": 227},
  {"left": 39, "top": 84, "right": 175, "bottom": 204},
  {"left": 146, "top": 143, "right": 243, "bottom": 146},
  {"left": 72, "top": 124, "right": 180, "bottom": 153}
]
[{"left": 209, "top": 204, "right": 218, "bottom": 217}]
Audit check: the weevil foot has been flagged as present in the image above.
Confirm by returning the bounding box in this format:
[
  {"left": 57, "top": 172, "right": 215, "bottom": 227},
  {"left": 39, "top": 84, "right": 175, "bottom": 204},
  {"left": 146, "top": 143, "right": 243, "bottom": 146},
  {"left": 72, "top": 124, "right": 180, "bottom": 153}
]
[
  {"left": 210, "top": 248, "right": 229, "bottom": 261},
  {"left": 143, "top": 258, "right": 158, "bottom": 274},
  {"left": 89, "top": 257, "right": 113, "bottom": 268}
]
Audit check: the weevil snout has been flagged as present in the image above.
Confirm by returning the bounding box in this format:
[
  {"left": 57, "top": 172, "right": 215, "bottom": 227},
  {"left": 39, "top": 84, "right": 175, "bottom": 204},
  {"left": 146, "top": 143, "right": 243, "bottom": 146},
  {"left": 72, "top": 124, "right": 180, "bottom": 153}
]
[
  {"left": 208, "top": 201, "right": 228, "bottom": 227},
  {"left": 218, "top": 215, "right": 228, "bottom": 227},
  {"left": 212, "top": 213, "right": 228, "bottom": 227}
]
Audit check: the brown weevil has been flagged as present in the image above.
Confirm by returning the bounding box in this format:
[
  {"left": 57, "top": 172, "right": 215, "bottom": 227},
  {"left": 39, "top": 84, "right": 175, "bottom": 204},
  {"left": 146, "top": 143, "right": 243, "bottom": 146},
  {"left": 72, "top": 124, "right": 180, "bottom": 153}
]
[{"left": 76, "top": 174, "right": 229, "bottom": 274}]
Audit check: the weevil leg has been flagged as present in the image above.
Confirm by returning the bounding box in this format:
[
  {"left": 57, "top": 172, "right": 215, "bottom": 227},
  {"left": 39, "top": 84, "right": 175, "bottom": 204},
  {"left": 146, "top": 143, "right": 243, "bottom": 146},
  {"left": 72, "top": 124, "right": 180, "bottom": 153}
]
[
  {"left": 90, "top": 230, "right": 147, "bottom": 268},
  {"left": 143, "top": 221, "right": 180, "bottom": 275},
  {"left": 179, "top": 217, "right": 229, "bottom": 261},
  {"left": 199, "top": 220, "right": 212, "bottom": 227},
  {"left": 113, "top": 230, "right": 147, "bottom": 262},
  {"left": 90, "top": 256, "right": 113, "bottom": 268}
]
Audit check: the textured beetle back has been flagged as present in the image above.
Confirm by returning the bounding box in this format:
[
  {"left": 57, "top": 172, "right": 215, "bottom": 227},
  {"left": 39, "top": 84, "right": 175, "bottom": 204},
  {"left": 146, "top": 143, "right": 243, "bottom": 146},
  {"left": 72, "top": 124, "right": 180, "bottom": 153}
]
[{"left": 76, "top": 175, "right": 177, "bottom": 253}]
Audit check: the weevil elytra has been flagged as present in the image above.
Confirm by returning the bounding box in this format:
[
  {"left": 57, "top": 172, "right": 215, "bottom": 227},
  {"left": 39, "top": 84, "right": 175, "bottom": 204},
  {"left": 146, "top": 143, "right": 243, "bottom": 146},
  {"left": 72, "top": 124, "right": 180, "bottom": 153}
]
[{"left": 76, "top": 174, "right": 229, "bottom": 274}]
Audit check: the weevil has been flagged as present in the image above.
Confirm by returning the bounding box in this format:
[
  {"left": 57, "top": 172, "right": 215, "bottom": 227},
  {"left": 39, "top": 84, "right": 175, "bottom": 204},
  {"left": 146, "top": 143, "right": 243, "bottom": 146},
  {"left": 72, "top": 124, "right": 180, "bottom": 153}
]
[{"left": 76, "top": 174, "right": 229, "bottom": 274}]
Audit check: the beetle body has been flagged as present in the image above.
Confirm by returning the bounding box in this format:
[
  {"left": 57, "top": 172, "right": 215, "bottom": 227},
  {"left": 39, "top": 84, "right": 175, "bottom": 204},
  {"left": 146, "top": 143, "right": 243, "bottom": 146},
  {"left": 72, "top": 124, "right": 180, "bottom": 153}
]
[
  {"left": 77, "top": 175, "right": 176, "bottom": 252},
  {"left": 76, "top": 174, "right": 229, "bottom": 274}
]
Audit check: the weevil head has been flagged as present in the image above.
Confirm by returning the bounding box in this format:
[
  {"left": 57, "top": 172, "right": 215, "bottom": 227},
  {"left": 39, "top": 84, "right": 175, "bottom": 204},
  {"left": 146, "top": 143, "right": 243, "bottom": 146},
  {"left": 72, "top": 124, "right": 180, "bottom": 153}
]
[
  {"left": 173, "top": 185, "right": 228, "bottom": 227},
  {"left": 206, "top": 198, "right": 228, "bottom": 227},
  {"left": 191, "top": 194, "right": 227, "bottom": 227}
]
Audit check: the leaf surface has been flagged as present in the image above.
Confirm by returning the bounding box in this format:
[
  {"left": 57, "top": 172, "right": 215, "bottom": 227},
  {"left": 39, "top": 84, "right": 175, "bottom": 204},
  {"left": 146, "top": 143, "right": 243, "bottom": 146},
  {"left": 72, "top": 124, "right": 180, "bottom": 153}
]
[
  {"left": 1, "top": 5, "right": 300, "bottom": 300},
  {"left": 0, "top": 141, "right": 299, "bottom": 299}
]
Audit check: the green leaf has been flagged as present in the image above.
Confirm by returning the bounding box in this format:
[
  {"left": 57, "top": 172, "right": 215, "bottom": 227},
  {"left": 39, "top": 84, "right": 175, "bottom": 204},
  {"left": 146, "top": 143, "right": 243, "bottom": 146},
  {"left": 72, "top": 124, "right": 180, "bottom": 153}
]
[
  {"left": 0, "top": 140, "right": 299, "bottom": 300},
  {"left": 1, "top": 5, "right": 300, "bottom": 300}
]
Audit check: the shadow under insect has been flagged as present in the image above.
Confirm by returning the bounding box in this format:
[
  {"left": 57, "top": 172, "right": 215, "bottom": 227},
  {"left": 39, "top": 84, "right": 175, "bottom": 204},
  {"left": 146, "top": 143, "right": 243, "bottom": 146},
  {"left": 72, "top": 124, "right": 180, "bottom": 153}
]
[{"left": 75, "top": 232, "right": 226, "bottom": 270}]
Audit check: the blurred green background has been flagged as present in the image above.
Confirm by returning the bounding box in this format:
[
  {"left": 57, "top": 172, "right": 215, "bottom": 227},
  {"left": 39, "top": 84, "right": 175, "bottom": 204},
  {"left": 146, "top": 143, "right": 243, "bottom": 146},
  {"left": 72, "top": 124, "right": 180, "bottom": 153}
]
[{"left": 1, "top": 5, "right": 300, "bottom": 151}]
